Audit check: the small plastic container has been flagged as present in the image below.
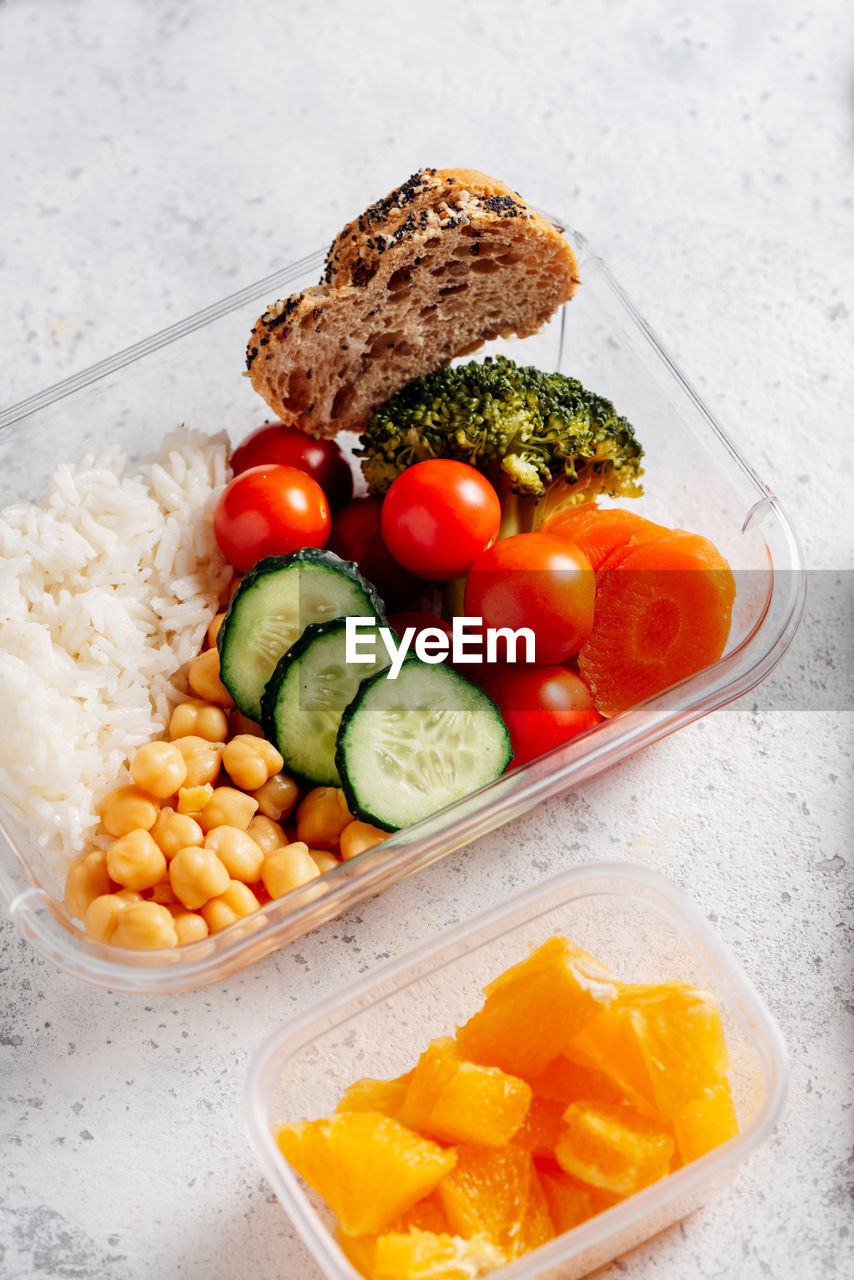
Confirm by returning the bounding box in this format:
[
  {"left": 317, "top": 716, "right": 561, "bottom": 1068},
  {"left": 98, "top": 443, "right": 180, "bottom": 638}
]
[
  {"left": 244, "top": 862, "right": 788, "bottom": 1280},
  {"left": 0, "top": 225, "right": 806, "bottom": 991}
]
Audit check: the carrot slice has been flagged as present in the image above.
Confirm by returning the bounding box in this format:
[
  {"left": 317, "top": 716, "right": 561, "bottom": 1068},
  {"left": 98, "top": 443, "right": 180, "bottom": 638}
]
[
  {"left": 542, "top": 505, "right": 668, "bottom": 571},
  {"left": 577, "top": 531, "right": 736, "bottom": 716}
]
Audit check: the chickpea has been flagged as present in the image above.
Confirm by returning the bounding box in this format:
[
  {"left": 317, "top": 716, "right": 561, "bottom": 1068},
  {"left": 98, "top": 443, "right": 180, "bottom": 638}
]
[
  {"left": 262, "top": 842, "right": 321, "bottom": 899},
  {"left": 130, "top": 740, "right": 187, "bottom": 799},
  {"left": 309, "top": 849, "right": 340, "bottom": 875},
  {"left": 339, "top": 820, "right": 388, "bottom": 861},
  {"left": 247, "top": 815, "right": 287, "bottom": 856},
  {"left": 84, "top": 893, "right": 131, "bottom": 943},
  {"left": 149, "top": 879, "right": 180, "bottom": 906},
  {"left": 229, "top": 709, "right": 265, "bottom": 738},
  {"left": 201, "top": 880, "right": 261, "bottom": 933},
  {"left": 177, "top": 783, "right": 214, "bottom": 815},
  {"left": 199, "top": 786, "right": 258, "bottom": 833},
  {"left": 169, "top": 700, "right": 229, "bottom": 743},
  {"left": 227, "top": 575, "right": 243, "bottom": 601},
  {"left": 207, "top": 611, "right": 226, "bottom": 649},
  {"left": 106, "top": 829, "right": 167, "bottom": 891},
  {"left": 171, "top": 909, "right": 209, "bottom": 945},
  {"left": 112, "top": 901, "right": 178, "bottom": 950},
  {"left": 173, "top": 735, "right": 224, "bottom": 788},
  {"left": 65, "top": 850, "right": 115, "bottom": 920},
  {"left": 187, "top": 647, "right": 233, "bottom": 707},
  {"left": 97, "top": 785, "right": 159, "bottom": 837},
  {"left": 203, "top": 826, "right": 264, "bottom": 882},
  {"left": 252, "top": 773, "right": 299, "bottom": 822},
  {"left": 169, "top": 845, "right": 230, "bottom": 910},
  {"left": 150, "top": 808, "right": 203, "bottom": 860},
  {"left": 295, "top": 787, "right": 352, "bottom": 848},
  {"left": 222, "top": 735, "right": 284, "bottom": 791}
]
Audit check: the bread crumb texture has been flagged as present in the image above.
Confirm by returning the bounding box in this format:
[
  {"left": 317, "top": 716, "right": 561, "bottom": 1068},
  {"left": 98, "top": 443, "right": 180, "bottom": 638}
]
[{"left": 247, "top": 168, "right": 580, "bottom": 437}]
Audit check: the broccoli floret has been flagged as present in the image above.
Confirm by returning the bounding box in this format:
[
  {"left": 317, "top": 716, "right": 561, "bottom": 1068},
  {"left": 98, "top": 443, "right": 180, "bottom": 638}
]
[{"left": 358, "top": 356, "right": 644, "bottom": 515}]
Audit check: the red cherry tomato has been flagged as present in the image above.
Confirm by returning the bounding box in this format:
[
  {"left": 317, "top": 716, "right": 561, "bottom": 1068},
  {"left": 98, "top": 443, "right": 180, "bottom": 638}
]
[
  {"left": 230, "top": 422, "right": 353, "bottom": 510},
  {"left": 213, "top": 464, "right": 330, "bottom": 573},
  {"left": 464, "top": 532, "right": 595, "bottom": 665},
  {"left": 328, "top": 497, "right": 423, "bottom": 610},
  {"left": 380, "top": 460, "right": 501, "bottom": 581},
  {"left": 473, "top": 663, "right": 601, "bottom": 766}
]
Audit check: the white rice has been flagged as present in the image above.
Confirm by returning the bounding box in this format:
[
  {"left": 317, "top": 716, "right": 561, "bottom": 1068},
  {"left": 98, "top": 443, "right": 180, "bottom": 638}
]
[{"left": 0, "top": 427, "right": 232, "bottom": 865}]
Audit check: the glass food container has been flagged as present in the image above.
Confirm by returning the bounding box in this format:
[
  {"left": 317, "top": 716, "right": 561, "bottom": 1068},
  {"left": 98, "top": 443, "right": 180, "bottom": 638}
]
[
  {"left": 243, "top": 862, "right": 788, "bottom": 1280},
  {"left": 0, "top": 226, "right": 805, "bottom": 991}
]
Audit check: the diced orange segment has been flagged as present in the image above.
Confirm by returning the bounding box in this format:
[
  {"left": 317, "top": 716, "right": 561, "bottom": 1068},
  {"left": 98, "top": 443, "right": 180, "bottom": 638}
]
[
  {"left": 510, "top": 1094, "right": 568, "bottom": 1160},
  {"left": 538, "top": 1169, "right": 602, "bottom": 1234},
  {"left": 336, "top": 1071, "right": 413, "bottom": 1118},
  {"left": 628, "top": 984, "right": 730, "bottom": 1120},
  {"left": 438, "top": 1145, "right": 532, "bottom": 1255},
  {"left": 555, "top": 1101, "right": 674, "bottom": 1197},
  {"left": 399, "top": 1039, "right": 462, "bottom": 1131},
  {"left": 514, "top": 1167, "right": 555, "bottom": 1257},
  {"left": 337, "top": 1228, "right": 377, "bottom": 1280},
  {"left": 564, "top": 995, "right": 655, "bottom": 1113},
  {"left": 673, "top": 1081, "right": 739, "bottom": 1164},
  {"left": 400, "top": 1037, "right": 531, "bottom": 1147},
  {"left": 277, "top": 1112, "right": 456, "bottom": 1236},
  {"left": 372, "top": 1229, "right": 506, "bottom": 1280},
  {"left": 395, "top": 1191, "right": 453, "bottom": 1236},
  {"left": 456, "top": 937, "right": 618, "bottom": 1080},
  {"left": 568, "top": 981, "right": 731, "bottom": 1122},
  {"left": 529, "top": 1054, "right": 632, "bottom": 1108}
]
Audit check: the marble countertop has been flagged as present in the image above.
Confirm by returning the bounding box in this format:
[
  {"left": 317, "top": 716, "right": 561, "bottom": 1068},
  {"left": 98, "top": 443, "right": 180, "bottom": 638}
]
[{"left": 1, "top": 2, "right": 851, "bottom": 1277}]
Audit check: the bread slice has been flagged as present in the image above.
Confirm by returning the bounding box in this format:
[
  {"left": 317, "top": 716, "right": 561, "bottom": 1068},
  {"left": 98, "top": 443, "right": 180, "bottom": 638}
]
[{"left": 246, "top": 168, "right": 580, "bottom": 438}]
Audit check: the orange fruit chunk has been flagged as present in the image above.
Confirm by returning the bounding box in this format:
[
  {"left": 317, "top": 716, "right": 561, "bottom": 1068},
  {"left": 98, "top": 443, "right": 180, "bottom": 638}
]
[
  {"left": 510, "top": 1093, "right": 569, "bottom": 1160},
  {"left": 396, "top": 1191, "right": 454, "bottom": 1236},
  {"left": 337, "top": 1193, "right": 453, "bottom": 1280},
  {"left": 541, "top": 504, "right": 669, "bottom": 572},
  {"left": 538, "top": 1169, "right": 604, "bottom": 1234},
  {"left": 514, "top": 1167, "right": 555, "bottom": 1256},
  {"left": 277, "top": 1111, "right": 456, "bottom": 1236},
  {"left": 373, "top": 1228, "right": 506, "bottom": 1280},
  {"left": 336, "top": 1071, "right": 413, "bottom": 1118},
  {"left": 555, "top": 1101, "right": 674, "bottom": 1197},
  {"left": 529, "top": 1053, "right": 631, "bottom": 1109},
  {"left": 578, "top": 529, "right": 736, "bottom": 717},
  {"left": 456, "top": 937, "right": 618, "bottom": 1080},
  {"left": 438, "top": 1144, "right": 533, "bottom": 1255},
  {"left": 673, "top": 1081, "right": 739, "bottom": 1164},
  {"left": 568, "top": 981, "right": 731, "bottom": 1121},
  {"left": 399, "top": 1037, "right": 531, "bottom": 1147},
  {"left": 337, "top": 1227, "right": 378, "bottom": 1279}
]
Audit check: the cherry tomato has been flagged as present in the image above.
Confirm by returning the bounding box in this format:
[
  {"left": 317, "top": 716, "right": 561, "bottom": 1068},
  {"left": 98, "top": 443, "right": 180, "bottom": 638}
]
[
  {"left": 473, "top": 663, "right": 601, "bottom": 766},
  {"left": 380, "top": 460, "right": 501, "bottom": 581},
  {"left": 328, "top": 497, "right": 423, "bottom": 610},
  {"left": 213, "top": 464, "right": 330, "bottom": 572},
  {"left": 464, "top": 532, "right": 595, "bottom": 665},
  {"left": 230, "top": 422, "right": 353, "bottom": 510}
]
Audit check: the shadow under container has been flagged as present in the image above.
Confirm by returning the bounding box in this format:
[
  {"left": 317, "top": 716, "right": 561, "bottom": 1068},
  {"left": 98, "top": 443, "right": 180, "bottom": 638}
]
[
  {"left": 244, "top": 863, "right": 788, "bottom": 1280},
  {"left": 0, "top": 223, "right": 805, "bottom": 991}
]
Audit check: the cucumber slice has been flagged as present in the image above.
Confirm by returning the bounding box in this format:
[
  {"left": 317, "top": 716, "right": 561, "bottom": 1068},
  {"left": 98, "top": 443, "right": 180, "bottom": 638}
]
[
  {"left": 261, "top": 619, "right": 390, "bottom": 786},
  {"left": 217, "top": 550, "right": 384, "bottom": 720},
  {"left": 335, "top": 660, "right": 512, "bottom": 831}
]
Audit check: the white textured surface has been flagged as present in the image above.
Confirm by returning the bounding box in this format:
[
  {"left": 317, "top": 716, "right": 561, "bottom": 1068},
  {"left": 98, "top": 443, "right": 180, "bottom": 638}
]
[{"left": 1, "top": 2, "right": 852, "bottom": 1279}]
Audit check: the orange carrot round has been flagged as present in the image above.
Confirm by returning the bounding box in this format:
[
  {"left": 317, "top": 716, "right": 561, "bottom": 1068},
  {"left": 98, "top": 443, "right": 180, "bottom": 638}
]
[
  {"left": 542, "top": 505, "right": 668, "bottom": 572},
  {"left": 577, "top": 531, "right": 736, "bottom": 717}
]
